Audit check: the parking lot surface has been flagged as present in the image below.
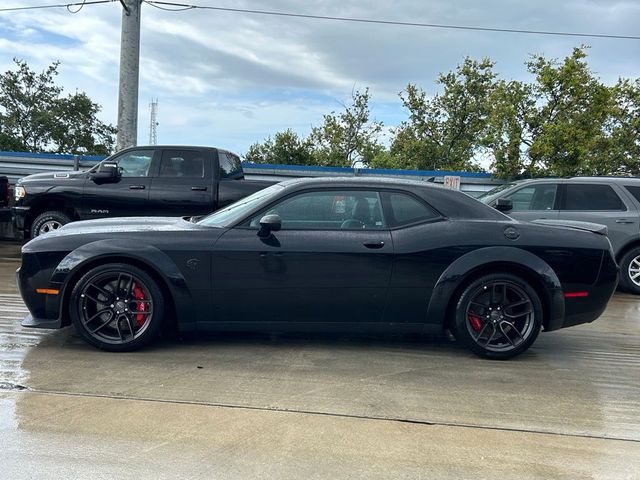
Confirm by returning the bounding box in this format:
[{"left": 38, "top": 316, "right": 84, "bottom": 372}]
[{"left": 0, "top": 242, "right": 639, "bottom": 479}]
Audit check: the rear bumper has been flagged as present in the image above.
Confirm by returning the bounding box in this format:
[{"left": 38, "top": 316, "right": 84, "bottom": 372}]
[{"left": 552, "top": 251, "right": 619, "bottom": 331}]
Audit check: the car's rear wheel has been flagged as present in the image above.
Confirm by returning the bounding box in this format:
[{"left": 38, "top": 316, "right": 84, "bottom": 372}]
[
  {"left": 69, "top": 263, "right": 164, "bottom": 351},
  {"left": 453, "top": 273, "right": 542, "bottom": 359},
  {"left": 618, "top": 247, "right": 640, "bottom": 295},
  {"left": 31, "top": 210, "right": 72, "bottom": 237}
]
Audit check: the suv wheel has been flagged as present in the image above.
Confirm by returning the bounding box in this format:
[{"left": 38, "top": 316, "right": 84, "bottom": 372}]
[
  {"left": 31, "top": 210, "right": 72, "bottom": 237},
  {"left": 619, "top": 247, "right": 640, "bottom": 294}
]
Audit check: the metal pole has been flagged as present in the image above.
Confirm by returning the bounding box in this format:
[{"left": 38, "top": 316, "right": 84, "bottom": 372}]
[{"left": 116, "top": 0, "right": 141, "bottom": 151}]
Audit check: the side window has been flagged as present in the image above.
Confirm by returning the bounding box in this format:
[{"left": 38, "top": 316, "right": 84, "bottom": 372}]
[
  {"left": 563, "top": 184, "right": 625, "bottom": 211},
  {"left": 113, "top": 150, "right": 154, "bottom": 177},
  {"left": 504, "top": 184, "right": 557, "bottom": 211},
  {"left": 158, "top": 150, "right": 204, "bottom": 178},
  {"left": 247, "top": 190, "right": 385, "bottom": 230},
  {"left": 624, "top": 185, "right": 640, "bottom": 203},
  {"left": 384, "top": 192, "right": 439, "bottom": 226},
  {"left": 218, "top": 151, "right": 242, "bottom": 179}
]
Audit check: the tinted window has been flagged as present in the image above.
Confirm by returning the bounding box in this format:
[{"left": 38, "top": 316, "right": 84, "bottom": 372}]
[
  {"left": 563, "top": 184, "right": 625, "bottom": 211},
  {"left": 385, "top": 193, "right": 439, "bottom": 226},
  {"left": 624, "top": 185, "right": 640, "bottom": 203},
  {"left": 114, "top": 150, "right": 154, "bottom": 177},
  {"left": 218, "top": 151, "right": 242, "bottom": 179},
  {"left": 503, "top": 184, "right": 557, "bottom": 211},
  {"left": 248, "top": 190, "right": 385, "bottom": 230},
  {"left": 158, "top": 150, "right": 204, "bottom": 178}
]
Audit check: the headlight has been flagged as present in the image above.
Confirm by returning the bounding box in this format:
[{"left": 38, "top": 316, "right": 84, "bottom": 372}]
[{"left": 15, "top": 186, "right": 26, "bottom": 201}]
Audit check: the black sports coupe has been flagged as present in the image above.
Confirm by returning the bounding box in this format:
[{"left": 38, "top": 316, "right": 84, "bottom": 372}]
[{"left": 16, "top": 177, "right": 618, "bottom": 359}]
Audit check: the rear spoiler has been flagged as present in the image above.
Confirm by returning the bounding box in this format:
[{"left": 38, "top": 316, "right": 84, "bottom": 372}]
[{"left": 531, "top": 219, "right": 608, "bottom": 236}]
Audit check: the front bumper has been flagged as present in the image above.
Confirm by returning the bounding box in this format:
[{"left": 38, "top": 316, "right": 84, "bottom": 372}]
[
  {"left": 12, "top": 206, "right": 29, "bottom": 236},
  {"left": 16, "top": 261, "right": 64, "bottom": 330}
]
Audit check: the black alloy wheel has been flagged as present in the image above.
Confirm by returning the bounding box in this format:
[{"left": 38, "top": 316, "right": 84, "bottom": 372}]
[
  {"left": 70, "top": 263, "right": 165, "bottom": 351},
  {"left": 454, "top": 273, "right": 542, "bottom": 359}
]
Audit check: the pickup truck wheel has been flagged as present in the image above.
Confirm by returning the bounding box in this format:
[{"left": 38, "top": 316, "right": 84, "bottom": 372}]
[
  {"left": 69, "top": 263, "right": 165, "bottom": 352},
  {"left": 619, "top": 247, "right": 640, "bottom": 294},
  {"left": 31, "top": 211, "right": 72, "bottom": 237}
]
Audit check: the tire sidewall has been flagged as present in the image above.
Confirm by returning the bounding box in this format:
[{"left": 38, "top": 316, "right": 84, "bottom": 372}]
[
  {"left": 69, "top": 263, "right": 165, "bottom": 352},
  {"left": 619, "top": 247, "right": 640, "bottom": 295},
  {"left": 31, "top": 211, "right": 72, "bottom": 237},
  {"left": 454, "top": 273, "right": 543, "bottom": 360}
]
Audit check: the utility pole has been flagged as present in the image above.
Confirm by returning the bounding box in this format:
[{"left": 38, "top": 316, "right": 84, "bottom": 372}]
[
  {"left": 116, "top": 0, "right": 142, "bottom": 151},
  {"left": 149, "top": 98, "right": 158, "bottom": 145}
]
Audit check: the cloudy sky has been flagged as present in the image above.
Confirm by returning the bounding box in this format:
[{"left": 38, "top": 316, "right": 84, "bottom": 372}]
[{"left": 1, "top": 0, "right": 639, "bottom": 155}]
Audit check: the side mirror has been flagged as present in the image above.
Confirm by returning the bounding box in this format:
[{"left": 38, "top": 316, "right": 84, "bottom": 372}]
[
  {"left": 494, "top": 198, "right": 513, "bottom": 212},
  {"left": 90, "top": 162, "right": 120, "bottom": 182},
  {"left": 257, "top": 214, "right": 281, "bottom": 238}
]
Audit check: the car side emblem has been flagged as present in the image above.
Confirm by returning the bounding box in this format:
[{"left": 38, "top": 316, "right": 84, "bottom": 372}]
[
  {"left": 504, "top": 227, "right": 520, "bottom": 240},
  {"left": 186, "top": 259, "right": 199, "bottom": 271}
]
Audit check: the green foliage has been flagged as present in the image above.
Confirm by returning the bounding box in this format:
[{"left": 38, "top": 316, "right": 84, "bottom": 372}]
[
  {"left": 245, "top": 47, "right": 637, "bottom": 177},
  {"left": 244, "top": 129, "right": 313, "bottom": 165},
  {"left": 0, "top": 59, "right": 116, "bottom": 155},
  {"left": 309, "top": 88, "right": 383, "bottom": 167},
  {"left": 385, "top": 58, "right": 496, "bottom": 171}
]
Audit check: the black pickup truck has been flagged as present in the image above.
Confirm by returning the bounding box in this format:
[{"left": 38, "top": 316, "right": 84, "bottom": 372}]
[{"left": 13, "top": 145, "right": 273, "bottom": 238}]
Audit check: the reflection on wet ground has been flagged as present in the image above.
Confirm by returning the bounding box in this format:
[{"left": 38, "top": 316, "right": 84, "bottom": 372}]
[{"left": 1, "top": 246, "right": 639, "bottom": 479}]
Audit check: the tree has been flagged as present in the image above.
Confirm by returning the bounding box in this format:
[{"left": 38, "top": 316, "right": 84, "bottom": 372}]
[
  {"left": 0, "top": 59, "right": 61, "bottom": 152},
  {"left": 0, "top": 59, "right": 116, "bottom": 155},
  {"left": 244, "top": 129, "right": 314, "bottom": 165},
  {"left": 50, "top": 92, "right": 116, "bottom": 155},
  {"left": 385, "top": 57, "right": 496, "bottom": 171},
  {"left": 309, "top": 88, "right": 383, "bottom": 167},
  {"left": 485, "top": 46, "right": 617, "bottom": 178}
]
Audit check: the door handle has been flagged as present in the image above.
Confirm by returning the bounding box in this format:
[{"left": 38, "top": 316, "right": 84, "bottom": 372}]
[
  {"left": 191, "top": 186, "right": 207, "bottom": 191},
  {"left": 616, "top": 219, "right": 634, "bottom": 224},
  {"left": 363, "top": 241, "right": 385, "bottom": 249},
  {"left": 129, "top": 185, "right": 145, "bottom": 190}
]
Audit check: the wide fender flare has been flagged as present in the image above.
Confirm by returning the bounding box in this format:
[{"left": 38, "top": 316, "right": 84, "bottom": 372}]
[
  {"left": 425, "top": 246, "right": 565, "bottom": 329},
  {"left": 51, "top": 238, "right": 195, "bottom": 327}
]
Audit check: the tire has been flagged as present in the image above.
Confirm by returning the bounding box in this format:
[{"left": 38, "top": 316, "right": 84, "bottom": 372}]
[
  {"left": 69, "top": 263, "right": 165, "bottom": 352},
  {"left": 31, "top": 210, "right": 72, "bottom": 237},
  {"left": 618, "top": 247, "right": 640, "bottom": 295},
  {"left": 453, "top": 273, "right": 543, "bottom": 360}
]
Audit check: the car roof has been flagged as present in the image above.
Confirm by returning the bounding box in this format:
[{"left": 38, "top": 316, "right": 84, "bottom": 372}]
[
  {"left": 277, "top": 176, "right": 444, "bottom": 189},
  {"left": 509, "top": 176, "right": 640, "bottom": 185}
]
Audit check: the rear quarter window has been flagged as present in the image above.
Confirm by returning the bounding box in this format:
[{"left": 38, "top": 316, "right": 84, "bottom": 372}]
[
  {"left": 624, "top": 185, "right": 640, "bottom": 204},
  {"left": 563, "top": 184, "right": 625, "bottom": 211},
  {"left": 384, "top": 192, "right": 440, "bottom": 227}
]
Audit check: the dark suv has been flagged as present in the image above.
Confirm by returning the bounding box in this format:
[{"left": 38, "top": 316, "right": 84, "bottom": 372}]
[{"left": 480, "top": 177, "right": 640, "bottom": 294}]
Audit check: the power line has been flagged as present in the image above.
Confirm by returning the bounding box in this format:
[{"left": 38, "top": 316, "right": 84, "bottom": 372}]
[
  {"left": 143, "top": 1, "right": 640, "bottom": 41},
  {"left": 0, "top": 1, "right": 114, "bottom": 13}
]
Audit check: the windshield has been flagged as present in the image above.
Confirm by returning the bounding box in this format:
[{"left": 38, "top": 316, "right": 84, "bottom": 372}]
[
  {"left": 197, "top": 183, "right": 284, "bottom": 227},
  {"left": 477, "top": 183, "right": 517, "bottom": 203}
]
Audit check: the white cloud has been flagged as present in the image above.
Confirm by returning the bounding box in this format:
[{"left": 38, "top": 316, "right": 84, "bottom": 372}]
[{"left": 1, "top": 0, "right": 638, "bottom": 155}]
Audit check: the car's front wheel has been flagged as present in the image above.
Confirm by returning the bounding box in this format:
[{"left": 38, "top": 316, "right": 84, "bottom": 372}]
[
  {"left": 453, "top": 273, "right": 542, "bottom": 359},
  {"left": 69, "top": 263, "right": 165, "bottom": 351},
  {"left": 618, "top": 247, "right": 640, "bottom": 295}
]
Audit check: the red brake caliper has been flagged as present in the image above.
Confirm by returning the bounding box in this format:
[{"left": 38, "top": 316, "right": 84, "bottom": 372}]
[
  {"left": 468, "top": 314, "right": 483, "bottom": 332},
  {"left": 132, "top": 283, "right": 147, "bottom": 327}
]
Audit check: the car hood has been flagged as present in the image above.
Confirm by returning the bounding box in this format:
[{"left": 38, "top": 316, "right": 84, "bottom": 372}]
[
  {"left": 50, "top": 216, "right": 202, "bottom": 236},
  {"left": 18, "top": 170, "right": 88, "bottom": 183}
]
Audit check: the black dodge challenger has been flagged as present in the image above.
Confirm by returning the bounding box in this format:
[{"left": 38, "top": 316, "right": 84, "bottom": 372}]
[{"left": 16, "top": 177, "right": 618, "bottom": 359}]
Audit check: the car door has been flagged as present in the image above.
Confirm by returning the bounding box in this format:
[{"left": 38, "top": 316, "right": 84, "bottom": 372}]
[
  {"left": 148, "top": 148, "right": 214, "bottom": 217},
  {"left": 557, "top": 182, "right": 635, "bottom": 254},
  {"left": 209, "top": 189, "right": 393, "bottom": 325},
  {"left": 500, "top": 182, "right": 560, "bottom": 223},
  {"left": 81, "top": 148, "right": 156, "bottom": 219}
]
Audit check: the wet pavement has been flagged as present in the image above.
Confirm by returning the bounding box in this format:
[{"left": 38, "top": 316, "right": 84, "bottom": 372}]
[{"left": 0, "top": 242, "right": 639, "bottom": 479}]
